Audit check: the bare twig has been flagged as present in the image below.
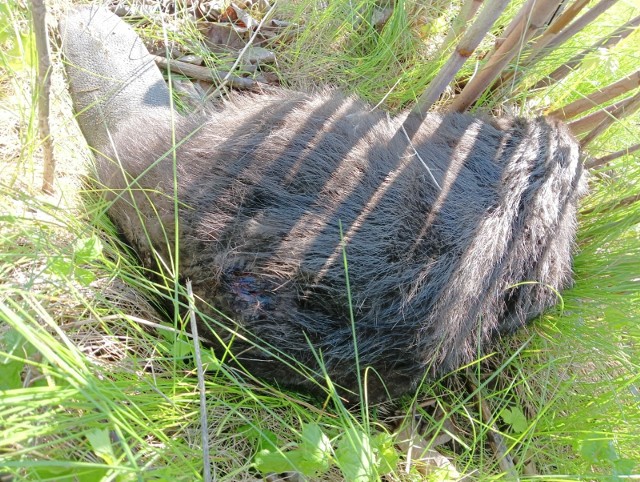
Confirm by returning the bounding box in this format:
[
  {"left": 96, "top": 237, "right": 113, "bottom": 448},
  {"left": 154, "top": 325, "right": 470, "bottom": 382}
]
[
  {"left": 205, "top": 2, "right": 278, "bottom": 100},
  {"left": 154, "top": 55, "right": 256, "bottom": 89},
  {"left": 580, "top": 90, "right": 640, "bottom": 148},
  {"left": 412, "top": 0, "right": 511, "bottom": 116},
  {"left": 395, "top": 403, "right": 461, "bottom": 477},
  {"left": 499, "top": 0, "right": 617, "bottom": 89},
  {"left": 568, "top": 93, "right": 638, "bottom": 135},
  {"left": 31, "top": 0, "right": 55, "bottom": 194},
  {"left": 549, "top": 70, "right": 640, "bottom": 120},
  {"left": 495, "top": 0, "right": 538, "bottom": 49},
  {"left": 585, "top": 143, "right": 640, "bottom": 169},
  {"left": 540, "top": 0, "right": 591, "bottom": 35},
  {"left": 479, "top": 398, "right": 518, "bottom": 479},
  {"left": 582, "top": 192, "right": 640, "bottom": 214},
  {"left": 186, "top": 280, "right": 213, "bottom": 482},
  {"left": 538, "top": 0, "right": 620, "bottom": 58},
  {"left": 607, "top": 193, "right": 640, "bottom": 210},
  {"left": 449, "top": 0, "right": 560, "bottom": 112},
  {"left": 467, "top": 374, "right": 519, "bottom": 480},
  {"left": 530, "top": 14, "right": 640, "bottom": 91},
  {"left": 441, "top": 0, "right": 485, "bottom": 47}
]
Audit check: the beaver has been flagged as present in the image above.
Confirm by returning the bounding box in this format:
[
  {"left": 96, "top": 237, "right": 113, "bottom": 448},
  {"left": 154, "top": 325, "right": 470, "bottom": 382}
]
[{"left": 61, "top": 6, "right": 586, "bottom": 402}]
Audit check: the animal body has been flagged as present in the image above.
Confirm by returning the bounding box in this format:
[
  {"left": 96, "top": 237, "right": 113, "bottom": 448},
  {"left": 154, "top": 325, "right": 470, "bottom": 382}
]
[{"left": 62, "top": 6, "right": 586, "bottom": 402}]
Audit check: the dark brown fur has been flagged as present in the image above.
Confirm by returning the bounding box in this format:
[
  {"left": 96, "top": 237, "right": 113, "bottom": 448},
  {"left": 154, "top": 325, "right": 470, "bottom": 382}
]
[
  {"left": 98, "top": 91, "right": 586, "bottom": 401},
  {"left": 64, "top": 7, "right": 586, "bottom": 402}
]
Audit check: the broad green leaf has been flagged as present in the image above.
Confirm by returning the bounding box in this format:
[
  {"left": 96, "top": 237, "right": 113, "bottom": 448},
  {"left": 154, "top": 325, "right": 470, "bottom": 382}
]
[
  {"left": 254, "top": 424, "right": 331, "bottom": 477},
  {"left": 172, "top": 337, "right": 192, "bottom": 359},
  {"left": 73, "top": 236, "right": 103, "bottom": 263},
  {"left": 254, "top": 448, "right": 295, "bottom": 474},
  {"left": 85, "top": 428, "right": 116, "bottom": 465},
  {"left": 335, "top": 428, "right": 375, "bottom": 482},
  {"left": 76, "top": 468, "right": 110, "bottom": 482},
  {"left": 45, "top": 236, "right": 105, "bottom": 285},
  {"left": 298, "top": 423, "right": 332, "bottom": 474},
  {"left": 200, "top": 347, "right": 221, "bottom": 370},
  {"left": 1, "top": 328, "right": 30, "bottom": 390},
  {"left": 3, "top": 327, "right": 24, "bottom": 355},
  {"left": 0, "top": 3, "right": 34, "bottom": 71},
  {"left": 613, "top": 458, "right": 637, "bottom": 477},
  {"left": 29, "top": 466, "right": 109, "bottom": 481},
  {"left": 501, "top": 406, "right": 528, "bottom": 433},
  {"left": 240, "top": 424, "right": 279, "bottom": 453},
  {"left": 577, "top": 437, "right": 618, "bottom": 463},
  {"left": 74, "top": 266, "right": 96, "bottom": 286},
  {"left": 0, "top": 359, "right": 23, "bottom": 390},
  {"left": 372, "top": 432, "right": 399, "bottom": 474},
  {"left": 49, "top": 257, "right": 73, "bottom": 278}
]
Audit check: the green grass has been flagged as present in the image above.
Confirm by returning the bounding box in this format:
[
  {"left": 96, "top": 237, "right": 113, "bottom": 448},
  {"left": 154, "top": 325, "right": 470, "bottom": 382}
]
[{"left": 1, "top": 0, "right": 639, "bottom": 480}]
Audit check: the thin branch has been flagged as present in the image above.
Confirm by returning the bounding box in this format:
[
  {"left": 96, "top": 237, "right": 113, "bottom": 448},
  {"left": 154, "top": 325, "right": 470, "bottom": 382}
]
[
  {"left": 580, "top": 90, "right": 640, "bottom": 148},
  {"left": 495, "top": 0, "right": 538, "bottom": 48},
  {"left": 412, "top": 0, "right": 511, "bottom": 116},
  {"left": 204, "top": 2, "right": 277, "bottom": 100},
  {"left": 550, "top": 70, "right": 640, "bottom": 120},
  {"left": 154, "top": 55, "right": 256, "bottom": 89},
  {"left": 540, "top": 0, "right": 620, "bottom": 55},
  {"left": 499, "top": 0, "right": 617, "bottom": 89},
  {"left": 441, "top": 0, "right": 485, "bottom": 48},
  {"left": 530, "top": 14, "right": 640, "bottom": 90},
  {"left": 540, "top": 0, "right": 591, "bottom": 35},
  {"left": 607, "top": 193, "right": 640, "bottom": 211},
  {"left": 581, "top": 192, "right": 640, "bottom": 214},
  {"left": 568, "top": 93, "right": 637, "bottom": 135},
  {"left": 467, "top": 374, "right": 519, "bottom": 479},
  {"left": 585, "top": 143, "right": 640, "bottom": 169},
  {"left": 449, "top": 0, "right": 560, "bottom": 112},
  {"left": 478, "top": 396, "right": 518, "bottom": 479},
  {"left": 31, "top": 0, "right": 55, "bottom": 194}
]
